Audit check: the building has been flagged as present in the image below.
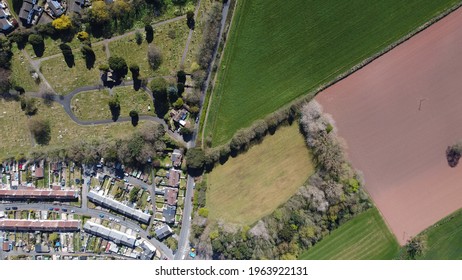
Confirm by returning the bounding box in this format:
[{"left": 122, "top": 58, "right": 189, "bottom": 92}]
[
  {"left": 0, "top": 189, "right": 79, "bottom": 200},
  {"left": 47, "top": 0, "right": 64, "bottom": 17},
  {"left": 35, "top": 244, "right": 50, "bottom": 253},
  {"left": 155, "top": 225, "right": 172, "bottom": 240},
  {"left": 0, "top": 3, "right": 14, "bottom": 33},
  {"left": 83, "top": 222, "right": 137, "bottom": 248},
  {"left": 0, "top": 18, "right": 12, "bottom": 33},
  {"left": 87, "top": 191, "right": 151, "bottom": 224},
  {"left": 69, "top": 0, "right": 87, "bottom": 15},
  {"left": 162, "top": 205, "right": 176, "bottom": 224},
  {"left": 171, "top": 149, "right": 183, "bottom": 167},
  {"left": 18, "top": 0, "right": 43, "bottom": 26},
  {"left": 139, "top": 240, "right": 156, "bottom": 260},
  {"left": 0, "top": 219, "right": 79, "bottom": 231},
  {"left": 33, "top": 167, "right": 44, "bottom": 178},
  {"left": 167, "top": 168, "right": 181, "bottom": 187},
  {"left": 164, "top": 188, "right": 178, "bottom": 206}
]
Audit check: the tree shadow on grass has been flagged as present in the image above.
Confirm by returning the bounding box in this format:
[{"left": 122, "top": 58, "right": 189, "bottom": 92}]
[{"left": 32, "top": 43, "right": 45, "bottom": 57}]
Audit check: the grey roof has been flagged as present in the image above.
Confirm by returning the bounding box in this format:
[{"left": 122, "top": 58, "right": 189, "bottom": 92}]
[
  {"left": 83, "top": 221, "right": 137, "bottom": 248},
  {"left": 155, "top": 225, "right": 172, "bottom": 240},
  {"left": 0, "top": 9, "right": 7, "bottom": 18},
  {"left": 0, "top": 18, "right": 12, "bottom": 31},
  {"left": 19, "top": 2, "right": 33, "bottom": 19},
  {"left": 162, "top": 205, "right": 176, "bottom": 224},
  {"left": 48, "top": 0, "right": 64, "bottom": 17},
  {"left": 87, "top": 191, "right": 151, "bottom": 223}
]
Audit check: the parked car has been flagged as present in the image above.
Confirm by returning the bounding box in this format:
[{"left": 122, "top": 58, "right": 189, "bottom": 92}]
[
  {"left": 5, "top": 207, "right": 10, "bottom": 210},
  {"left": 61, "top": 208, "right": 67, "bottom": 212},
  {"left": 99, "top": 214, "right": 104, "bottom": 218},
  {"left": 11, "top": 207, "right": 18, "bottom": 210},
  {"left": 48, "top": 208, "right": 54, "bottom": 211},
  {"left": 71, "top": 210, "right": 75, "bottom": 213},
  {"left": 54, "top": 208, "right": 60, "bottom": 211}
]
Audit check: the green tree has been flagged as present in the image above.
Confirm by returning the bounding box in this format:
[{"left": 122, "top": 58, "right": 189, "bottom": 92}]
[
  {"left": 147, "top": 45, "right": 163, "bottom": 70},
  {"left": 28, "top": 117, "right": 51, "bottom": 145},
  {"left": 166, "top": 237, "right": 178, "bottom": 251},
  {"left": 108, "top": 56, "right": 128, "bottom": 77},
  {"left": 129, "top": 186, "right": 141, "bottom": 203},
  {"left": 135, "top": 31, "right": 143, "bottom": 45},
  {"left": 28, "top": 34, "right": 43, "bottom": 46},
  {"left": 186, "top": 148, "right": 206, "bottom": 170},
  {"left": 89, "top": 0, "right": 110, "bottom": 25},
  {"left": 52, "top": 15, "right": 72, "bottom": 30}
]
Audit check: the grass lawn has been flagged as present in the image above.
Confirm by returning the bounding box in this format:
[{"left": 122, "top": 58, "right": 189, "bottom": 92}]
[
  {"left": 299, "top": 208, "right": 400, "bottom": 260},
  {"left": 206, "top": 0, "right": 460, "bottom": 146},
  {"left": 40, "top": 46, "right": 107, "bottom": 94},
  {"left": 416, "top": 208, "right": 462, "bottom": 259},
  {"left": 25, "top": 37, "right": 84, "bottom": 59},
  {"left": 183, "top": 0, "right": 215, "bottom": 72},
  {"left": 206, "top": 124, "right": 314, "bottom": 225},
  {"left": 10, "top": 47, "right": 40, "bottom": 92},
  {"left": 71, "top": 87, "right": 154, "bottom": 120},
  {"left": 109, "top": 20, "right": 189, "bottom": 78},
  {"left": 0, "top": 98, "right": 144, "bottom": 160}
]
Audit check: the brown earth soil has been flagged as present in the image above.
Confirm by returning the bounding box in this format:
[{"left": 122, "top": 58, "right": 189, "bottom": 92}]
[{"left": 316, "top": 7, "right": 462, "bottom": 245}]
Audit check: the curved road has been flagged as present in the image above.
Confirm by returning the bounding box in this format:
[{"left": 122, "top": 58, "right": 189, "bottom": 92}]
[{"left": 25, "top": 83, "right": 187, "bottom": 146}]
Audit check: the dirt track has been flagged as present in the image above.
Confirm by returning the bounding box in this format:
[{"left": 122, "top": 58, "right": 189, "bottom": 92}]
[{"left": 316, "top": 7, "right": 462, "bottom": 245}]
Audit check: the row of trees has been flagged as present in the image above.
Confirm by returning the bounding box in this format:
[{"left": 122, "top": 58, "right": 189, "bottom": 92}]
[
  {"left": 0, "top": 37, "right": 13, "bottom": 94},
  {"left": 189, "top": 101, "right": 370, "bottom": 259},
  {"left": 196, "top": 2, "right": 223, "bottom": 72},
  {"left": 186, "top": 105, "right": 297, "bottom": 174}
]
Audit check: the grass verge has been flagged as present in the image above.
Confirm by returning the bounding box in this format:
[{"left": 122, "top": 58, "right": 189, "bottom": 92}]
[
  {"left": 299, "top": 208, "right": 400, "bottom": 260},
  {"left": 206, "top": 124, "right": 314, "bottom": 225}
]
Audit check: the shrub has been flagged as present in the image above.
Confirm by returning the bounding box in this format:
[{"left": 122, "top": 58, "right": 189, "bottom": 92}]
[
  {"left": 135, "top": 31, "right": 143, "bottom": 45},
  {"left": 77, "top": 31, "right": 89, "bottom": 41},
  {"left": 147, "top": 45, "right": 163, "bottom": 70},
  {"left": 446, "top": 143, "right": 462, "bottom": 167},
  {"left": 28, "top": 34, "right": 43, "bottom": 46},
  {"left": 28, "top": 117, "right": 51, "bottom": 145},
  {"left": 108, "top": 56, "right": 128, "bottom": 76},
  {"left": 99, "top": 64, "right": 110, "bottom": 72},
  {"left": 198, "top": 207, "right": 209, "bottom": 218},
  {"left": 52, "top": 15, "right": 72, "bottom": 31}
]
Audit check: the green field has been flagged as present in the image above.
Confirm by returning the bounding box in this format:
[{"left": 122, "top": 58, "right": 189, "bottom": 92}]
[
  {"left": 206, "top": 0, "right": 460, "bottom": 145},
  {"left": 109, "top": 20, "right": 189, "bottom": 78},
  {"left": 299, "top": 208, "right": 400, "bottom": 260},
  {"left": 416, "top": 209, "right": 462, "bottom": 259},
  {"left": 40, "top": 46, "right": 107, "bottom": 94},
  {"left": 207, "top": 124, "right": 314, "bottom": 225},
  {"left": 71, "top": 87, "right": 154, "bottom": 120},
  {"left": 0, "top": 98, "right": 143, "bottom": 160}
]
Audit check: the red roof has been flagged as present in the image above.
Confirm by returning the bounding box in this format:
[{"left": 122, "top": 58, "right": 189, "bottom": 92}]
[
  {"left": 2, "top": 242, "right": 9, "bottom": 252},
  {"left": 0, "top": 189, "right": 78, "bottom": 199},
  {"left": 0, "top": 219, "right": 79, "bottom": 231}
]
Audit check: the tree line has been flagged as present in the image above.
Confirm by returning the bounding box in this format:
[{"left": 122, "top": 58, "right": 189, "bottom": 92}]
[{"left": 189, "top": 101, "right": 370, "bottom": 259}]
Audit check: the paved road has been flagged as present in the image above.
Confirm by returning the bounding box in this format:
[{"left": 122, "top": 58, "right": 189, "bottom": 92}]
[
  {"left": 174, "top": 0, "right": 231, "bottom": 260},
  {"left": 25, "top": 83, "right": 187, "bottom": 146},
  {"left": 0, "top": 203, "right": 174, "bottom": 259}
]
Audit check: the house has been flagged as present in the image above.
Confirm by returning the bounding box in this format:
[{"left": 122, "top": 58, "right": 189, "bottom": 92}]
[
  {"left": 171, "top": 109, "right": 188, "bottom": 124},
  {"left": 0, "top": 18, "right": 12, "bottom": 33},
  {"left": 155, "top": 225, "right": 172, "bottom": 240},
  {"left": 34, "top": 167, "right": 44, "bottom": 178},
  {"left": 162, "top": 205, "right": 176, "bottom": 224},
  {"left": 70, "top": 0, "right": 87, "bottom": 15},
  {"left": 47, "top": 0, "right": 64, "bottom": 18},
  {"left": 139, "top": 240, "right": 156, "bottom": 260},
  {"left": 35, "top": 244, "right": 50, "bottom": 253},
  {"left": 19, "top": 0, "right": 42, "bottom": 26},
  {"left": 0, "top": 219, "right": 79, "bottom": 231},
  {"left": 83, "top": 222, "right": 137, "bottom": 248},
  {"left": 2, "top": 242, "right": 9, "bottom": 252},
  {"left": 167, "top": 168, "right": 181, "bottom": 188},
  {"left": 171, "top": 149, "right": 183, "bottom": 167},
  {"left": 87, "top": 191, "right": 151, "bottom": 223},
  {"left": 164, "top": 188, "right": 178, "bottom": 206}
]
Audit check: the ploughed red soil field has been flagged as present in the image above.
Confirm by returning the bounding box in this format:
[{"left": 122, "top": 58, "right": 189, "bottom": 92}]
[{"left": 316, "top": 7, "right": 462, "bottom": 245}]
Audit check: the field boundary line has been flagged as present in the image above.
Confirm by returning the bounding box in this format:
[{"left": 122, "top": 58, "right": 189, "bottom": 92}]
[
  {"left": 201, "top": 0, "right": 239, "bottom": 147},
  {"left": 207, "top": 0, "right": 462, "bottom": 149}
]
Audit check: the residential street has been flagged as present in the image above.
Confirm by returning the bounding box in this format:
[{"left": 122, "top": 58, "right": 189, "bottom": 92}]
[
  {"left": 175, "top": 0, "right": 231, "bottom": 260},
  {"left": 0, "top": 202, "right": 174, "bottom": 259}
]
